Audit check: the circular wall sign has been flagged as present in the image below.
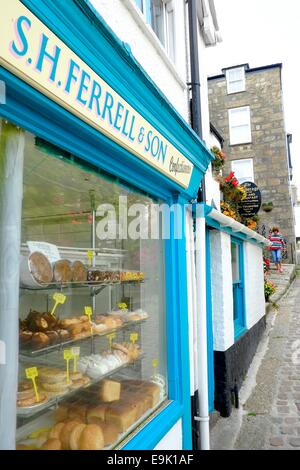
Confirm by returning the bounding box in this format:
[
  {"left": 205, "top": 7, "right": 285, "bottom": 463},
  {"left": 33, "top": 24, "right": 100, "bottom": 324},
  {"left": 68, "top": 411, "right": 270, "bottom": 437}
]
[{"left": 238, "top": 182, "right": 262, "bottom": 218}]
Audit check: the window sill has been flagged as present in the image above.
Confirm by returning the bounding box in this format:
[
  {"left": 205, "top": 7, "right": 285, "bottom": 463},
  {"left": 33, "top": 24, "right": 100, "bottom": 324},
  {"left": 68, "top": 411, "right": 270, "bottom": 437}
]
[
  {"left": 122, "top": 0, "right": 187, "bottom": 90},
  {"left": 229, "top": 142, "right": 253, "bottom": 147}
]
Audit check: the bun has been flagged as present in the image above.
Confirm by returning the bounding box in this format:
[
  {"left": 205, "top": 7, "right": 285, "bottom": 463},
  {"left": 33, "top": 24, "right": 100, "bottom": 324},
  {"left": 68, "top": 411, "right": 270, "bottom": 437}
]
[
  {"left": 41, "top": 438, "right": 62, "bottom": 450},
  {"left": 60, "top": 421, "right": 82, "bottom": 450},
  {"left": 31, "top": 332, "right": 49, "bottom": 348},
  {"left": 70, "top": 423, "right": 86, "bottom": 450},
  {"left": 78, "top": 424, "right": 104, "bottom": 450},
  {"left": 48, "top": 422, "right": 65, "bottom": 440}
]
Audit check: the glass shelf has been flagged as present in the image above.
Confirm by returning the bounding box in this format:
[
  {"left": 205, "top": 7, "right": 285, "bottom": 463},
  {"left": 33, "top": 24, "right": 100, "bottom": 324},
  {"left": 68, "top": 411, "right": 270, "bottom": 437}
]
[{"left": 20, "top": 318, "right": 147, "bottom": 358}]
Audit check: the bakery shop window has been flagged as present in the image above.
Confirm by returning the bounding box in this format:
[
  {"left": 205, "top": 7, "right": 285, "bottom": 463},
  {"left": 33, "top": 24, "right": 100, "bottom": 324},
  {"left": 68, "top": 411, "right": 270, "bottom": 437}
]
[{"left": 0, "top": 122, "right": 168, "bottom": 450}]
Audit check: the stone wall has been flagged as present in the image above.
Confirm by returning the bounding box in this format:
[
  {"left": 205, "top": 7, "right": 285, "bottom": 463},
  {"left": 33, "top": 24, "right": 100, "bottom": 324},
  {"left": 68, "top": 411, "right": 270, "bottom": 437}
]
[{"left": 208, "top": 67, "right": 296, "bottom": 263}]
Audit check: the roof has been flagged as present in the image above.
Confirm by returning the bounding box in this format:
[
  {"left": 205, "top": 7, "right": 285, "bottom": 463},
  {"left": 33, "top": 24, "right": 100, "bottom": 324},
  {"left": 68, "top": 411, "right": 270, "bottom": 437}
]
[{"left": 208, "top": 63, "right": 282, "bottom": 81}]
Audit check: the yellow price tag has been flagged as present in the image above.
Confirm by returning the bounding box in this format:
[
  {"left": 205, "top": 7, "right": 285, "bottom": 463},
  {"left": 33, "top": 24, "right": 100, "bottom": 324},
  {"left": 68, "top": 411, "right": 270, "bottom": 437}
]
[
  {"left": 107, "top": 332, "right": 116, "bottom": 349},
  {"left": 84, "top": 306, "right": 93, "bottom": 320},
  {"left": 50, "top": 292, "right": 66, "bottom": 317},
  {"left": 152, "top": 358, "right": 159, "bottom": 373},
  {"left": 29, "top": 428, "right": 51, "bottom": 439},
  {"left": 72, "top": 347, "right": 80, "bottom": 373},
  {"left": 87, "top": 250, "right": 94, "bottom": 267},
  {"left": 130, "top": 333, "right": 139, "bottom": 344},
  {"left": 63, "top": 349, "right": 73, "bottom": 384},
  {"left": 118, "top": 302, "right": 128, "bottom": 310},
  {"left": 25, "top": 367, "right": 39, "bottom": 402}
]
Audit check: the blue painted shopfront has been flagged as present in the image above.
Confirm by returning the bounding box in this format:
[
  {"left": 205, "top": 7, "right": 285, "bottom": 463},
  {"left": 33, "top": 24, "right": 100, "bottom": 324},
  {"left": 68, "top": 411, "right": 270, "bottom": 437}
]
[{"left": 0, "top": 0, "right": 213, "bottom": 449}]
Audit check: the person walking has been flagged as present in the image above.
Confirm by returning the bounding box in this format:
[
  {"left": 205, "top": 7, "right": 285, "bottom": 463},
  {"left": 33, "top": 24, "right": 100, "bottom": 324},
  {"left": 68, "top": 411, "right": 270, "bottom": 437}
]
[{"left": 269, "top": 226, "right": 286, "bottom": 273}]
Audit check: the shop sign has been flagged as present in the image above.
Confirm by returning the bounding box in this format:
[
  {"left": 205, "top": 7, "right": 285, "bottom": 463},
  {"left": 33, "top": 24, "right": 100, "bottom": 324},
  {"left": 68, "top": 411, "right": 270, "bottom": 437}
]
[
  {"left": 238, "top": 181, "right": 262, "bottom": 217},
  {"left": 0, "top": 0, "right": 194, "bottom": 188}
]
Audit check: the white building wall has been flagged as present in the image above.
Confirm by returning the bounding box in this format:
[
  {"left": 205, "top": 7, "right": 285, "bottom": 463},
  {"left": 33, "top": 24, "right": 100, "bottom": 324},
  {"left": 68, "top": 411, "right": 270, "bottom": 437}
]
[
  {"left": 154, "top": 419, "right": 183, "bottom": 450},
  {"left": 209, "top": 230, "right": 234, "bottom": 351},
  {"left": 243, "top": 242, "right": 265, "bottom": 330},
  {"left": 210, "top": 229, "right": 266, "bottom": 352},
  {"left": 89, "top": 0, "right": 189, "bottom": 120}
]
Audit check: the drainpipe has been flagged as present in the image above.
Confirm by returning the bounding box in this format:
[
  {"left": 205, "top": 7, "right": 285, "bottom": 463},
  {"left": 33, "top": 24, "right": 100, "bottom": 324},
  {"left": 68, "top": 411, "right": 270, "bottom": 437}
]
[
  {"left": 194, "top": 204, "right": 210, "bottom": 450},
  {"left": 187, "top": 0, "right": 206, "bottom": 203}
]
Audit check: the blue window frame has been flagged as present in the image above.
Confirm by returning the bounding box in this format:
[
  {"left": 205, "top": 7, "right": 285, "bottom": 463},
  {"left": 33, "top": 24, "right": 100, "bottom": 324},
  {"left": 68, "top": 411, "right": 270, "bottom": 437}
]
[{"left": 231, "top": 237, "right": 246, "bottom": 340}]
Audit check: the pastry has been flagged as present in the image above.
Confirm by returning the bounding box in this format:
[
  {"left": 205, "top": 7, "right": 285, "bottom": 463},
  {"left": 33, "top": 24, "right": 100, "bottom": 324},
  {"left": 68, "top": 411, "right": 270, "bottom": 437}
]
[
  {"left": 19, "top": 330, "right": 33, "bottom": 345},
  {"left": 28, "top": 251, "right": 53, "bottom": 285},
  {"left": 41, "top": 381, "right": 70, "bottom": 393},
  {"left": 99, "top": 422, "right": 119, "bottom": 447},
  {"left": 53, "top": 259, "right": 72, "bottom": 283},
  {"left": 70, "top": 376, "right": 90, "bottom": 390},
  {"left": 95, "top": 315, "right": 107, "bottom": 324},
  {"left": 68, "top": 323, "right": 85, "bottom": 336},
  {"left": 59, "top": 318, "right": 82, "bottom": 328},
  {"left": 70, "top": 423, "right": 86, "bottom": 450},
  {"left": 38, "top": 368, "right": 67, "bottom": 384},
  {"left": 60, "top": 421, "right": 82, "bottom": 450},
  {"left": 111, "top": 343, "right": 129, "bottom": 355},
  {"left": 93, "top": 323, "right": 107, "bottom": 334},
  {"left": 104, "top": 317, "right": 117, "bottom": 330},
  {"left": 57, "top": 329, "right": 70, "bottom": 341},
  {"left": 40, "top": 438, "right": 62, "bottom": 450},
  {"left": 45, "top": 330, "right": 59, "bottom": 344},
  {"left": 17, "top": 391, "right": 48, "bottom": 408},
  {"left": 49, "top": 422, "right": 65, "bottom": 440},
  {"left": 86, "top": 405, "right": 107, "bottom": 424},
  {"left": 71, "top": 261, "right": 87, "bottom": 283},
  {"left": 31, "top": 332, "right": 50, "bottom": 348},
  {"left": 99, "top": 379, "right": 121, "bottom": 402},
  {"left": 105, "top": 403, "right": 137, "bottom": 432},
  {"left": 78, "top": 424, "right": 104, "bottom": 450}
]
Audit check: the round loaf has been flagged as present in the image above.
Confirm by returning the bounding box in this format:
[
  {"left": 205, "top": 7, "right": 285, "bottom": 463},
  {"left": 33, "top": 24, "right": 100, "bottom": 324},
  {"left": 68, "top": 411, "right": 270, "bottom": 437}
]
[
  {"left": 71, "top": 261, "right": 87, "bottom": 283},
  {"left": 41, "top": 438, "right": 62, "bottom": 450},
  {"left": 29, "top": 252, "right": 53, "bottom": 285},
  {"left": 41, "top": 381, "right": 70, "bottom": 393},
  {"left": 69, "top": 423, "right": 86, "bottom": 451},
  {"left": 78, "top": 424, "right": 104, "bottom": 450},
  {"left": 53, "top": 259, "right": 72, "bottom": 283},
  {"left": 48, "top": 422, "right": 65, "bottom": 440},
  {"left": 60, "top": 421, "right": 82, "bottom": 450}
]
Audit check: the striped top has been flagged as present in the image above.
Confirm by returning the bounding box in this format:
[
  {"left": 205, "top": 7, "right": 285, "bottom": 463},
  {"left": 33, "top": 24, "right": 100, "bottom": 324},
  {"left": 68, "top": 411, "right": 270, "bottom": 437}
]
[{"left": 269, "top": 232, "right": 285, "bottom": 250}]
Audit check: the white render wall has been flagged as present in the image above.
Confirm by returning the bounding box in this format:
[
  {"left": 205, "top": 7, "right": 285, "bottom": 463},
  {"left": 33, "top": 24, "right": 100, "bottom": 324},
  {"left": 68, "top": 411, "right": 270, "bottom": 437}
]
[
  {"left": 243, "top": 242, "right": 265, "bottom": 330},
  {"left": 154, "top": 419, "right": 183, "bottom": 450},
  {"left": 89, "top": 0, "right": 189, "bottom": 121},
  {"left": 210, "top": 230, "right": 266, "bottom": 352},
  {"left": 209, "top": 230, "right": 234, "bottom": 351}
]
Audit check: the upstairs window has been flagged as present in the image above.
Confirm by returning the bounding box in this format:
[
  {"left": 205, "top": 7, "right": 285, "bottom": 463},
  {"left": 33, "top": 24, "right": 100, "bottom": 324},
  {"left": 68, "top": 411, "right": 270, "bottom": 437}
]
[
  {"left": 135, "top": 0, "right": 175, "bottom": 62},
  {"left": 228, "top": 106, "right": 252, "bottom": 145},
  {"left": 231, "top": 159, "right": 254, "bottom": 184},
  {"left": 226, "top": 67, "right": 246, "bottom": 94}
]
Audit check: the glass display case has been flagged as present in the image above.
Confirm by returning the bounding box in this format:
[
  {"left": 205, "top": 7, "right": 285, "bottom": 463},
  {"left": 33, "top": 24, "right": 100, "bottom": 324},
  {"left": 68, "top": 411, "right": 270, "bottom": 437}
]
[{"left": 9, "top": 124, "right": 168, "bottom": 450}]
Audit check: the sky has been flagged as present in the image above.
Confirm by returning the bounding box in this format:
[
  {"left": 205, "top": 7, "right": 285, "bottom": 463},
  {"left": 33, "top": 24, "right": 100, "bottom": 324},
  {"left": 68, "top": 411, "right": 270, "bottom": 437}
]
[{"left": 206, "top": 0, "right": 300, "bottom": 200}]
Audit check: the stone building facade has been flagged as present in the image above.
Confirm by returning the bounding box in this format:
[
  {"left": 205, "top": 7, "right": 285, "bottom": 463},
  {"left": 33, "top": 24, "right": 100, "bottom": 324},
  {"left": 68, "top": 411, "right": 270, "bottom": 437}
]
[{"left": 208, "top": 64, "right": 296, "bottom": 263}]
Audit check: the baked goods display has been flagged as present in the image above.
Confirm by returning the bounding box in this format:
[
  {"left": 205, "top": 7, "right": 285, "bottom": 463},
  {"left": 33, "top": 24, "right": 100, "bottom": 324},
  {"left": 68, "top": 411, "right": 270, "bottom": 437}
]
[
  {"left": 18, "top": 379, "right": 163, "bottom": 450},
  {"left": 17, "top": 368, "right": 91, "bottom": 411},
  {"left": 77, "top": 342, "right": 141, "bottom": 379},
  {"left": 87, "top": 270, "right": 120, "bottom": 283}
]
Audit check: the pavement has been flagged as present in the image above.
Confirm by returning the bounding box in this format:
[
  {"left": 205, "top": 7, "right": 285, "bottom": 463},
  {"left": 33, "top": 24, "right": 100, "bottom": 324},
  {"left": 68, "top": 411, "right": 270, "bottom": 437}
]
[{"left": 210, "top": 266, "right": 300, "bottom": 450}]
